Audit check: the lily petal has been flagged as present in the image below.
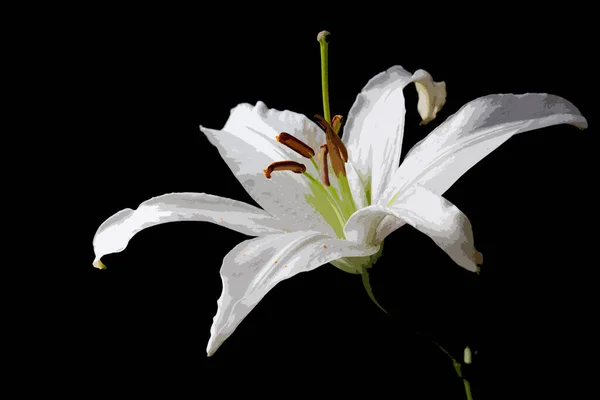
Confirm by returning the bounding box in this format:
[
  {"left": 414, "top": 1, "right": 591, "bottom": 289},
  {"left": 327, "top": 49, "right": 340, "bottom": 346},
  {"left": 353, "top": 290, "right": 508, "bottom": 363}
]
[
  {"left": 201, "top": 107, "right": 336, "bottom": 236},
  {"left": 224, "top": 102, "right": 327, "bottom": 157},
  {"left": 92, "top": 193, "right": 285, "bottom": 267},
  {"left": 383, "top": 93, "right": 588, "bottom": 203},
  {"left": 207, "top": 230, "right": 380, "bottom": 356},
  {"left": 345, "top": 162, "right": 368, "bottom": 210},
  {"left": 344, "top": 206, "right": 391, "bottom": 246},
  {"left": 345, "top": 186, "right": 481, "bottom": 272},
  {"left": 344, "top": 66, "right": 446, "bottom": 205},
  {"left": 414, "top": 69, "right": 447, "bottom": 125}
]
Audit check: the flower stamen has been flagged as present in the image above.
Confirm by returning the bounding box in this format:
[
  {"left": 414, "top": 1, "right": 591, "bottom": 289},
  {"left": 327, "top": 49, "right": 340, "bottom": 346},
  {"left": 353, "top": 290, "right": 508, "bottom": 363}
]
[
  {"left": 331, "top": 115, "right": 344, "bottom": 135},
  {"left": 314, "top": 115, "right": 346, "bottom": 177},
  {"left": 318, "top": 144, "right": 330, "bottom": 186},
  {"left": 314, "top": 114, "right": 348, "bottom": 163},
  {"left": 276, "top": 132, "right": 315, "bottom": 158},
  {"left": 263, "top": 161, "right": 307, "bottom": 179}
]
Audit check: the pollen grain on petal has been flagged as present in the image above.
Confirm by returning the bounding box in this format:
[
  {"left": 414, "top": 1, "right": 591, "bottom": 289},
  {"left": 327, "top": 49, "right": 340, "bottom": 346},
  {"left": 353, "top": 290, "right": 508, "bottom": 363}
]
[
  {"left": 274, "top": 260, "right": 278, "bottom": 264},
  {"left": 276, "top": 132, "right": 315, "bottom": 158},
  {"left": 323, "top": 245, "right": 327, "bottom": 249},
  {"left": 283, "top": 265, "right": 288, "bottom": 268}
]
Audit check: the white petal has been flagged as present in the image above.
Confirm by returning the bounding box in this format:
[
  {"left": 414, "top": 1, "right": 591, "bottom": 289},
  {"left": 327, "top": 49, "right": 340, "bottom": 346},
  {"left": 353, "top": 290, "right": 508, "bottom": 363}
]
[
  {"left": 344, "top": 205, "right": 391, "bottom": 246},
  {"left": 346, "top": 161, "right": 368, "bottom": 210},
  {"left": 345, "top": 186, "right": 482, "bottom": 272},
  {"left": 200, "top": 103, "right": 336, "bottom": 236},
  {"left": 414, "top": 70, "right": 447, "bottom": 125},
  {"left": 374, "top": 215, "right": 406, "bottom": 244},
  {"left": 92, "top": 193, "right": 285, "bottom": 266},
  {"left": 224, "top": 101, "right": 327, "bottom": 156},
  {"left": 343, "top": 66, "right": 446, "bottom": 204},
  {"left": 383, "top": 93, "right": 588, "bottom": 203},
  {"left": 207, "top": 231, "right": 380, "bottom": 356}
]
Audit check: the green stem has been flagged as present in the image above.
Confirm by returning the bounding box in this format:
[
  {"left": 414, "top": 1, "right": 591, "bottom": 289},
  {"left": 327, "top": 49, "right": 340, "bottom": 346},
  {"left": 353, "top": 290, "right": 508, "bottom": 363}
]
[
  {"left": 432, "top": 341, "right": 474, "bottom": 400},
  {"left": 317, "top": 31, "right": 331, "bottom": 123},
  {"left": 360, "top": 268, "right": 388, "bottom": 314},
  {"left": 463, "top": 377, "right": 474, "bottom": 400}
]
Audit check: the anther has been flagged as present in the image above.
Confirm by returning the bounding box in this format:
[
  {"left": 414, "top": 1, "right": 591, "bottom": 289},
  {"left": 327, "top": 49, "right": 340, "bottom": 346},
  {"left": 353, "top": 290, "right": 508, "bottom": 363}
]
[
  {"left": 314, "top": 114, "right": 348, "bottom": 163},
  {"left": 263, "top": 161, "right": 307, "bottom": 179},
  {"left": 331, "top": 115, "right": 344, "bottom": 135},
  {"left": 313, "top": 113, "right": 329, "bottom": 131},
  {"left": 318, "top": 144, "right": 330, "bottom": 186},
  {"left": 276, "top": 132, "right": 315, "bottom": 158}
]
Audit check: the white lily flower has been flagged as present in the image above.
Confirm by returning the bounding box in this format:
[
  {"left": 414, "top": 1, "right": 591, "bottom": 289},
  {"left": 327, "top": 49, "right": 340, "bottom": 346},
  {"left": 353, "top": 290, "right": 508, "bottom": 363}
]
[{"left": 92, "top": 62, "right": 586, "bottom": 356}]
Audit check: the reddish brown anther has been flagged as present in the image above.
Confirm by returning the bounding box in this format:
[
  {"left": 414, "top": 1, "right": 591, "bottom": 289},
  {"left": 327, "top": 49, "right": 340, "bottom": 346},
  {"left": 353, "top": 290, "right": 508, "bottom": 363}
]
[
  {"left": 263, "top": 161, "right": 307, "bottom": 179},
  {"left": 313, "top": 114, "right": 329, "bottom": 131},
  {"left": 314, "top": 114, "right": 348, "bottom": 163},
  {"left": 314, "top": 115, "right": 347, "bottom": 177},
  {"left": 318, "top": 144, "right": 330, "bottom": 186},
  {"left": 276, "top": 132, "right": 315, "bottom": 158},
  {"left": 331, "top": 115, "right": 344, "bottom": 135}
]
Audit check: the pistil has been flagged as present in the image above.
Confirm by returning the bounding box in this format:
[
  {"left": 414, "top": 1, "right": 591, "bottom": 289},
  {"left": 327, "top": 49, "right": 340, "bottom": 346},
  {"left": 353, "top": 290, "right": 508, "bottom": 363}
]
[{"left": 317, "top": 31, "right": 331, "bottom": 123}]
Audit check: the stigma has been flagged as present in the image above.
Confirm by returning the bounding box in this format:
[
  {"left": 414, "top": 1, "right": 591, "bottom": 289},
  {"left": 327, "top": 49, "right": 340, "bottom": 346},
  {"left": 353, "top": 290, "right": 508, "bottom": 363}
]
[{"left": 263, "top": 161, "right": 307, "bottom": 179}]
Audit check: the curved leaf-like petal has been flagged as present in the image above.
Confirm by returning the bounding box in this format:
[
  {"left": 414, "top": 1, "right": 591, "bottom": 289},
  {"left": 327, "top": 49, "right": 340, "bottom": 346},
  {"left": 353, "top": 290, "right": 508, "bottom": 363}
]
[
  {"left": 343, "top": 66, "right": 446, "bottom": 204},
  {"left": 92, "top": 193, "right": 285, "bottom": 267},
  {"left": 383, "top": 93, "right": 588, "bottom": 204},
  {"left": 201, "top": 103, "right": 336, "bottom": 236},
  {"left": 344, "top": 206, "right": 391, "bottom": 246},
  {"left": 207, "top": 230, "right": 380, "bottom": 356},
  {"left": 345, "top": 186, "right": 481, "bottom": 272}
]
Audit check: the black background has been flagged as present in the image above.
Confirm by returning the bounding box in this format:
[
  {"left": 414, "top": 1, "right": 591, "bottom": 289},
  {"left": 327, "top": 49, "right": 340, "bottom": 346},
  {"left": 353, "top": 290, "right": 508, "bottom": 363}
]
[{"left": 33, "top": 6, "right": 597, "bottom": 399}]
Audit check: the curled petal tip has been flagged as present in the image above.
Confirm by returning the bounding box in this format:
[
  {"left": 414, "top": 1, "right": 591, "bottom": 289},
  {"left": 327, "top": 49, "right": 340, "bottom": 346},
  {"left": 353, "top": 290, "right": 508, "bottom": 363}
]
[
  {"left": 317, "top": 30, "right": 330, "bottom": 43},
  {"left": 475, "top": 251, "right": 483, "bottom": 265},
  {"left": 93, "top": 259, "right": 107, "bottom": 270},
  {"left": 414, "top": 72, "right": 446, "bottom": 125},
  {"left": 206, "top": 340, "right": 220, "bottom": 357}
]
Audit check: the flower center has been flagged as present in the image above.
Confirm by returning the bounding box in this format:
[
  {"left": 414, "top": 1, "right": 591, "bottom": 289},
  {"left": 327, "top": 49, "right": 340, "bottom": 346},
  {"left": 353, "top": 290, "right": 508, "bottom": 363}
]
[
  {"left": 261, "top": 30, "right": 358, "bottom": 239},
  {"left": 263, "top": 120, "right": 356, "bottom": 239}
]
